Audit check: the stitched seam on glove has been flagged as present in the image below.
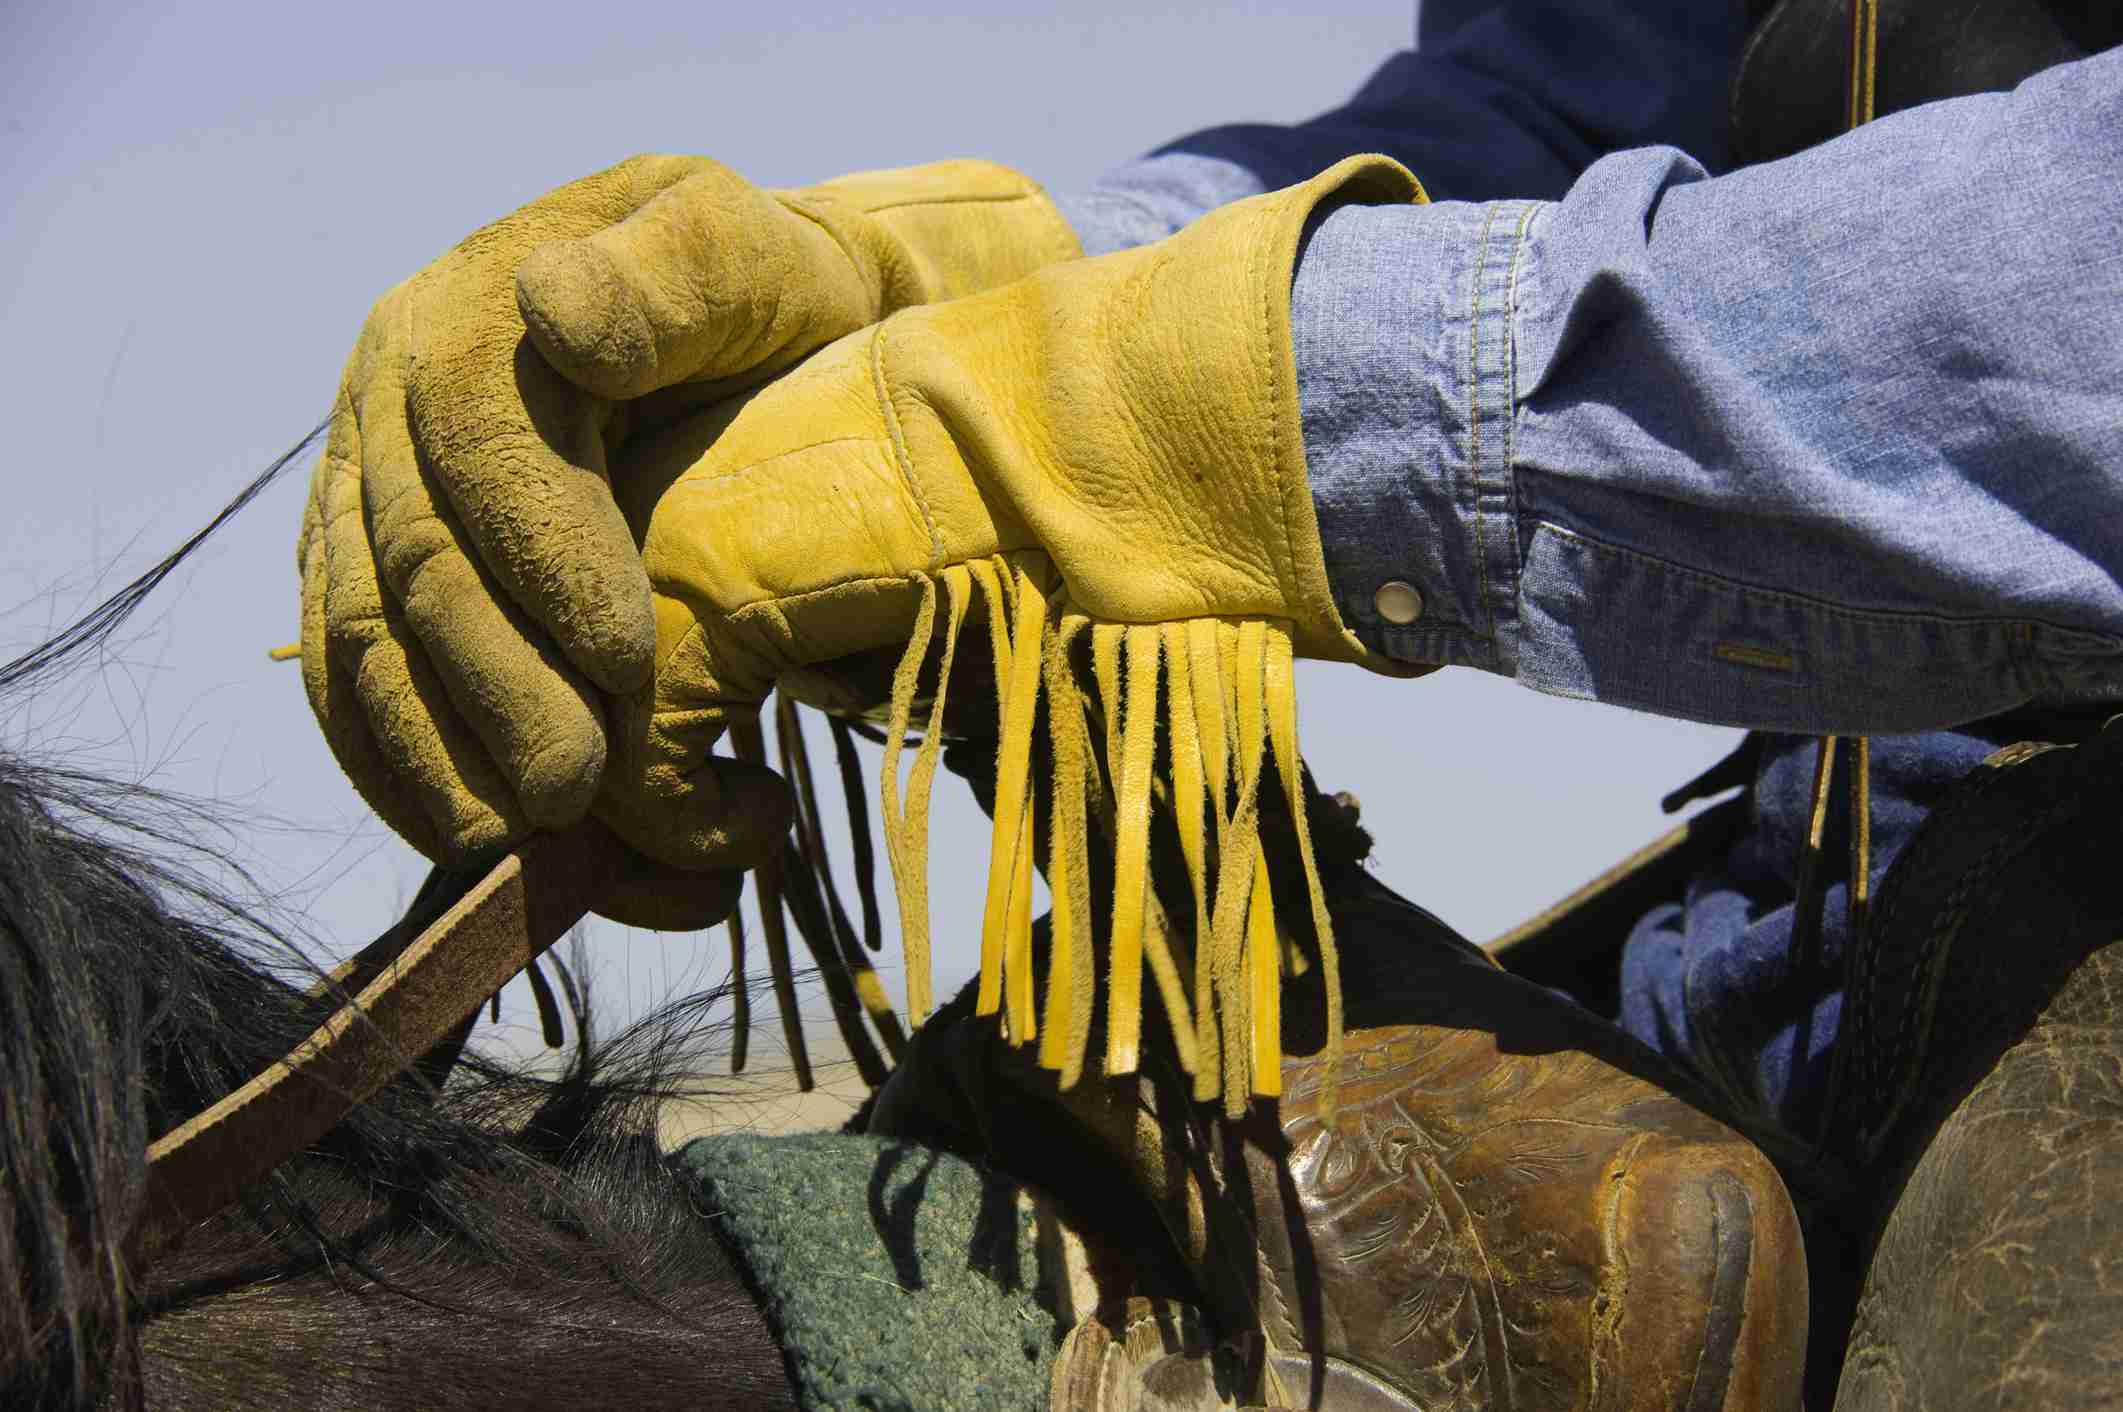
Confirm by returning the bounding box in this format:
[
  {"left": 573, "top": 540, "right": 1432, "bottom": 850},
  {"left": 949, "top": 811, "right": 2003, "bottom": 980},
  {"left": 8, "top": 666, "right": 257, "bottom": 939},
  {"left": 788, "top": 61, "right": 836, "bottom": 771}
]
[
  {"left": 869, "top": 325, "right": 947, "bottom": 572},
  {"left": 1249, "top": 202, "right": 1305, "bottom": 635},
  {"left": 855, "top": 188, "right": 1049, "bottom": 213},
  {"left": 771, "top": 194, "right": 886, "bottom": 323}
]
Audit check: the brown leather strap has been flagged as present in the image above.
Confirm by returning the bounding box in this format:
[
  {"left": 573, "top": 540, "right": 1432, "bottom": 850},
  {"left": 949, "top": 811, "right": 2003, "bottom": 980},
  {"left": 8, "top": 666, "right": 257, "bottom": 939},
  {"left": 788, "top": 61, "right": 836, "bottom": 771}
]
[{"left": 142, "top": 818, "right": 629, "bottom": 1239}]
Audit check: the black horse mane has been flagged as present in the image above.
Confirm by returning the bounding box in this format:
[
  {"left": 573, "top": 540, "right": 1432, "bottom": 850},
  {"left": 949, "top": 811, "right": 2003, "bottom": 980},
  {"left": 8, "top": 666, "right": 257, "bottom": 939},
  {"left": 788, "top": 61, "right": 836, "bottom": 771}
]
[{"left": 0, "top": 432, "right": 797, "bottom": 1410}]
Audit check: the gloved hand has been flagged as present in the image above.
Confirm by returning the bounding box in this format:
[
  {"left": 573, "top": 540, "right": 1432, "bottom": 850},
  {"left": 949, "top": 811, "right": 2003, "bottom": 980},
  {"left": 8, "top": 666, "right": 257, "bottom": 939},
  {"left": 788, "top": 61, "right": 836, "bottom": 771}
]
[
  {"left": 606, "top": 156, "right": 1431, "bottom": 1050},
  {"left": 297, "top": 153, "right": 1081, "bottom": 913}
]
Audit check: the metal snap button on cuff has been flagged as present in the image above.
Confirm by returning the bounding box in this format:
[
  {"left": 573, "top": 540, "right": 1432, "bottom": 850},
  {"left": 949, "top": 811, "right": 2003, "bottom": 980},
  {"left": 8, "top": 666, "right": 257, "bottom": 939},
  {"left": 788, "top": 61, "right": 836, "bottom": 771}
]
[{"left": 1373, "top": 580, "right": 1425, "bottom": 625}]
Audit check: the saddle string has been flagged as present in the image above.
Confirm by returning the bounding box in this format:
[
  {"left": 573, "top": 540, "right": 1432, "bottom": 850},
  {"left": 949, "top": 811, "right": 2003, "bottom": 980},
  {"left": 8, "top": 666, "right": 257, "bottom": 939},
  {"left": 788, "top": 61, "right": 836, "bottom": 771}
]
[
  {"left": 1788, "top": 0, "right": 1879, "bottom": 1144},
  {"left": 728, "top": 712, "right": 814, "bottom": 1092},
  {"left": 1835, "top": 0, "right": 1878, "bottom": 1053},
  {"left": 773, "top": 690, "right": 906, "bottom": 1079},
  {"left": 1790, "top": 735, "right": 1873, "bottom": 969},
  {"left": 1788, "top": 735, "right": 1841, "bottom": 982},
  {"left": 1847, "top": 0, "right": 1879, "bottom": 129},
  {"left": 827, "top": 713, "right": 888, "bottom": 954},
  {"left": 519, "top": 953, "right": 568, "bottom": 1049},
  {"left": 877, "top": 568, "right": 962, "bottom": 1027},
  {"left": 727, "top": 865, "right": 751, "bottom": 1073},
  {"left": 1847, "top": 734, "right": 1873, "bottom": 946},
  {"left": 771, "top": 830, "right": 892, "bottom": 1087}
]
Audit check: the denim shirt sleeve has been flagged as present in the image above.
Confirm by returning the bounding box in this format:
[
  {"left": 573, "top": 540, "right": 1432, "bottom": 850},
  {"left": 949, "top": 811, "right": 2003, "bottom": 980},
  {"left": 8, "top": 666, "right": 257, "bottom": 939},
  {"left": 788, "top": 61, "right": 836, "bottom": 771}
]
[
  {"left": 1294, "top": 46, "right": 2123, "bottom": 735},
  {"left": 1053, "top": 0, "right": 1736, "bottom": 255}
]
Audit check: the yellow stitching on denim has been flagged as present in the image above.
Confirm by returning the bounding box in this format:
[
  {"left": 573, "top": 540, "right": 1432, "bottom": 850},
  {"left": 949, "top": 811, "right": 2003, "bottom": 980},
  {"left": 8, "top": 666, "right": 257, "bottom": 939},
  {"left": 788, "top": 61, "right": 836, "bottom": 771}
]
[
  {"left": 1501, "top": 205, "right": 1537, "bottom": 584},
  {"left": 1468, "top": 205, "right": 1498, "bottom": 645}
]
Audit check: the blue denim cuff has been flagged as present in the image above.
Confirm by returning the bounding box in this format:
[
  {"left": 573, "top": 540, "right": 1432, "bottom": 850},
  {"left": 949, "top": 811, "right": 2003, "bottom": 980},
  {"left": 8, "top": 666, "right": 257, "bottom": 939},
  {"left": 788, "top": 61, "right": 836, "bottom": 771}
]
[
  {"left": 1293, "top": 198, "right": 1544, "bottom": 674},
  {"left": 1051, "top": 152, "right": 1271, "bottom": 257}
]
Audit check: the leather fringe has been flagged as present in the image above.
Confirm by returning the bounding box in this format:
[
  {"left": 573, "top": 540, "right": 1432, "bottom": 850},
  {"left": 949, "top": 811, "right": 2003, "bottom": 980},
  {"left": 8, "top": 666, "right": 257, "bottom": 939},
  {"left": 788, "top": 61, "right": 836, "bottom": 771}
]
[{"left": 872, "top": 551, "right": 1345, "bottom": 1116}]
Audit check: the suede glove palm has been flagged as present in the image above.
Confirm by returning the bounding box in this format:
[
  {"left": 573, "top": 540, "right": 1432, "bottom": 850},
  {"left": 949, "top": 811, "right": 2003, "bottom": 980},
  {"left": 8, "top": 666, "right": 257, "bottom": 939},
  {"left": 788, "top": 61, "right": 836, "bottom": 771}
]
[
  {"left": 297, "top": 154, "right": 1080, "bottom": 912},
  {"left": 610, "top": 156, "right": 1429, "bottom": 1091}
]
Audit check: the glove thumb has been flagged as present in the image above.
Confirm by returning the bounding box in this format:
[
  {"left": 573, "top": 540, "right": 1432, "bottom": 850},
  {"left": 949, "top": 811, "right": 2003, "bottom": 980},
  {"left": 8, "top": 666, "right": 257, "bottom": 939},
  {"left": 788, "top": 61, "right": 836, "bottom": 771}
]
[{"left": 515, "top": 159, "right": 879, "bottom": 402}]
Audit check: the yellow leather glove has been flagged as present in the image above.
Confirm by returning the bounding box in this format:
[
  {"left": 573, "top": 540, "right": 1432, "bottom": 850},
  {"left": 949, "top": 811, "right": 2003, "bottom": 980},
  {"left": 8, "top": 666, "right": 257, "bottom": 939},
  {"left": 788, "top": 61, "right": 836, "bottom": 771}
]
[
  {"left": 296, "top": 154, "right": 1081, "bottom": 913},
  {"left": 610, "top": 156, "right": 1428, "bottom": 1095}
]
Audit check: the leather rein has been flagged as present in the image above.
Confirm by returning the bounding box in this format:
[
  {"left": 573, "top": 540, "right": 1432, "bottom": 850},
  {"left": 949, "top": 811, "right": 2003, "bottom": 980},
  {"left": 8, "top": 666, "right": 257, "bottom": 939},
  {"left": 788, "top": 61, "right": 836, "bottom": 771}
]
[{"left": 140, "top": 819, "right": 626, "bottom": 1243}]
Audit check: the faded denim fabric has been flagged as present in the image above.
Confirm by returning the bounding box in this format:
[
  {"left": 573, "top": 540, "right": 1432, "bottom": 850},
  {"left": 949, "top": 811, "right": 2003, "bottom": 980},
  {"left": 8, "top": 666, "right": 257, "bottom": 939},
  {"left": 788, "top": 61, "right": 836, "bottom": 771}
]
[
  {"left": 1296, "top": 49, "right": 2123, "bottom": 734},
  {"left": 1048, "top": 9, "right": 2123, "bottom": 1143},
  {"left": 1618, "top": 729, "right": 2001, "bottom": 1138},
  {"left": 1053, "top": 0, "right": 1735, "bottom": 251},
  {"left": 1062, "top": 19, "right": 2123, "bottom": 735}
]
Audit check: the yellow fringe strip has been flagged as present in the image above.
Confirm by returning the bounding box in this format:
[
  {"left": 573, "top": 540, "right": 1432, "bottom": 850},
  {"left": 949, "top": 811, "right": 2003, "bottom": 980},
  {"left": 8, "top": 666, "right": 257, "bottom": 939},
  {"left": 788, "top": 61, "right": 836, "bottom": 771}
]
[
  {"left": 1097, "top": 625, "right": 1198, "bottom": 1078},
  {"left": 1038, "top": 613, "right": 1096, "bottom": 1084},
  {"left": 1184, "top": 621, "right": 1239, "bottom": 1100},
  {"left": 975, "top": 559, "right": 1048, "bottom": 1041},
  {"left": 1163, "top": 624, "right": 1220, "bottom": 1103},
  {"left": 868, "top": 551, "right": 1337, "bottom": 1112},
  {"left": 1200, "top": 622, "right": 1271, "bottom": 1112},
  {"left": 968, "top": 558, "right": 1017, "bottom": 1019},
  {"left": 1231, "top": 621, "right": 1274, "bottom": 1109},
  {"left": 1265, "top": 630, "right": 1342, "bottom": 1117},
  {"left": 1129, "top": 641, "right": 1200, "bottom": 1080},
  {"left": 969, "top": 559, "right": 1017, "bottom": 740},
  {"left": 1140, "top": 902, "right": 1201, "bottom": 1078},
  {"left": 1101, "top": 625, "right": 1158, "bottom": 1074},
  {"left": 1003, "top": 564, "right": 1058, "bottom": 1044},
  {"left": 1004, "top": 808, "right": 1037, "bottom": 1044},
  {"left": 1246, "top": 846, "right": 1281, "bottom": 1099},
  {"left": 878, "top": 569, "right": 969, "bottom": 1026}
]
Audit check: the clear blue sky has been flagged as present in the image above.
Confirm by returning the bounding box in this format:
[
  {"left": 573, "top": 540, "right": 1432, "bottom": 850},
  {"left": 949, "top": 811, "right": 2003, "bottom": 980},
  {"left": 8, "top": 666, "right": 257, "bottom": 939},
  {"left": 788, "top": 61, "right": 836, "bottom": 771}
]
[{"left": 0, "top": 1, "right": 1732, "bottom": 1069}]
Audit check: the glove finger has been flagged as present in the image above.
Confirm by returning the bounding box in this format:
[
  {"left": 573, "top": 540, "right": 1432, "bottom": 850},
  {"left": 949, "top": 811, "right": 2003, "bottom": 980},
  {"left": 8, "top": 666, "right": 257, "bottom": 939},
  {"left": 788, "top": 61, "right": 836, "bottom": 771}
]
[
  {"left": 597, "top": 716, "right": 796, "bottom": 879},
  {"left": 515, "top": 162, "right": 879, "bottom": 402},
  {"left": 297, "top": 460, "right": 325, "bottom": 577},
  {"left": 312, "top": 397, "right": 750, "bottom": 924},
  {"left": 358, "top": 334, "right": 608, "bottom": 834},
  {"left": 406, "top": 248, "right": 656, "bottom": 702},
  {"left": 315, "top": 404, "right": 525, "bottom": 859},
  {"left": 594, "top": 855, "right": 746, "bottom": 932},
  {"left": 597, "top": 608, "right": 795, "bottom": 876},
  {"left": 300, "top": 460, "right": 445, "bottom": 859}
]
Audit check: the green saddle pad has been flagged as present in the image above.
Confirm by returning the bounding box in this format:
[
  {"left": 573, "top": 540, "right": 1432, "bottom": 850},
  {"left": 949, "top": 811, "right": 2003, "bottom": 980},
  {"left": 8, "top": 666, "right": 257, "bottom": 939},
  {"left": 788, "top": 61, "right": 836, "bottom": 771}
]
[{"left": 675, "top": 1131, "right": 1065, "bottom": 1411}]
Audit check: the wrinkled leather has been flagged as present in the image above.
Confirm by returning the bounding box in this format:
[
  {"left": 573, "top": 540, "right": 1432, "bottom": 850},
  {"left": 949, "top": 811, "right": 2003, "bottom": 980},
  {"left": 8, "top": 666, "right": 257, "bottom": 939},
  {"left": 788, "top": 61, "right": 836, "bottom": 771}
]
[
  {"left": 1816, "top": 724, "right": 2123, "bottom": 1409},
  {"left": 1248, "top": 1023, "right": 1804, "bottom": 1412},
  {"left": 519, "top": 159, "right": 1080, "bottom": 403},
  {"left": 1838, "top": 942, "right": 2123, "bottom": 1409},
  {"left": 600, "top": 157, "right": 1428, "bottom": 877},
  {"left": 873, "top": 891, "right": 1808, "bottom": 1411},
  {"left": 299, "top": 154, "right": 1076, "bottom": 925}
]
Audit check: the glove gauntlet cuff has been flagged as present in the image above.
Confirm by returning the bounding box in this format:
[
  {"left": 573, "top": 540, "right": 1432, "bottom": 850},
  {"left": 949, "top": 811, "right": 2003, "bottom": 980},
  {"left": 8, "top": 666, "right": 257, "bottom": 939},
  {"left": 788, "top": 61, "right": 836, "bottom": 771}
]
[{"left": 862, "top": 156, "right": 1432, "bottom": 1114}]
